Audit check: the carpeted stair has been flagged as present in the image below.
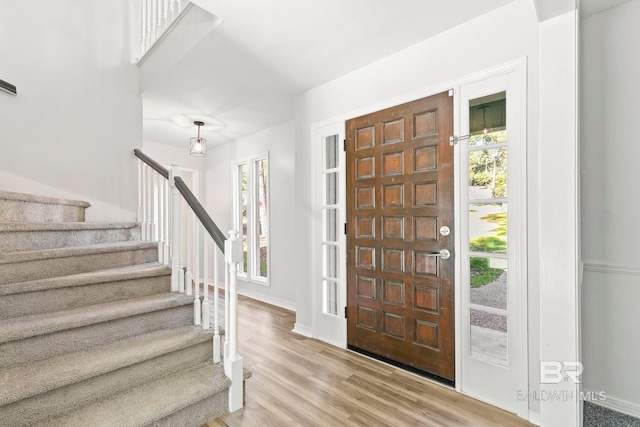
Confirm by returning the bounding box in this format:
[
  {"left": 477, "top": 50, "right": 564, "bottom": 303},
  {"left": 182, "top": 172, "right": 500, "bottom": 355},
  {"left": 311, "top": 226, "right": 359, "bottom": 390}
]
[{"left": 0, "top": 190, "right": 230, "bottom": 427}]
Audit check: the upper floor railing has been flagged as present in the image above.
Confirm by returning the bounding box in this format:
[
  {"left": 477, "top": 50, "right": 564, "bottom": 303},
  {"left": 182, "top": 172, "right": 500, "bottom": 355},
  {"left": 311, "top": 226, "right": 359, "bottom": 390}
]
[
  {"left": 133, "top": 148, "right": 244, "bottom": 412},
  {"left": 139, "top": 0, "right": 192, "bottom": 60}
]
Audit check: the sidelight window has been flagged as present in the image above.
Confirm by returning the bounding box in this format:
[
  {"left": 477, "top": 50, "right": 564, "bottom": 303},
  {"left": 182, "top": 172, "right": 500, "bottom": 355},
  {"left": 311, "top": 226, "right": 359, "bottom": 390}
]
[{"left": 321, "top": 135, "right": 340, "bottom": 315}]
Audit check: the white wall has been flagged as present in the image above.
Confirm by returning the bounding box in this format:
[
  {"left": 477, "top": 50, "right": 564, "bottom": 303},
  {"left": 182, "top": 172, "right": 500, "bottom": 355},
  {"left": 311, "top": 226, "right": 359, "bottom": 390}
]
[
  {"left": 0, "top": 1, "right": 142, "bottom": 221},
  {"left": 204, "top": 121, "right": 296, "bottom": 310},
  {"left": 294, "top": 0, "right": 543, "bottom": 413},
  {"left": 142, "top": 140, "right": 206, "bottom": 182},
  {"left": 581, "top": 0, "right": 640, "bottom": 416}
]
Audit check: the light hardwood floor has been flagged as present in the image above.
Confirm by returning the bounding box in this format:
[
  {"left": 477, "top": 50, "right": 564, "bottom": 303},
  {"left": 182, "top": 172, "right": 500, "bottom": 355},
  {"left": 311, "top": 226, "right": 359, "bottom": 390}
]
[{"left": 204, "top": 296, "right": 534, "bottom": 427}]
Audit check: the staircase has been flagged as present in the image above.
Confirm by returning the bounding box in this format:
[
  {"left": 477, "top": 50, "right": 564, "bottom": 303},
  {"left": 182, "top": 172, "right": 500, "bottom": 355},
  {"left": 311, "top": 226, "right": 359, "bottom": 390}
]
[{"left": 0, "top": 190, "right": 230, "bottom": 426}]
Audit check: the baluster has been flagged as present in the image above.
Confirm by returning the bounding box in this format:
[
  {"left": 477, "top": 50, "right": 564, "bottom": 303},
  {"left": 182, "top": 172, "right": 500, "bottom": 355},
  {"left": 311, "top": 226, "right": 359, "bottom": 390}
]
[
  {"left": 157, "top": 175, "right": 164, "bottom": 263},
  {"left": 160, "top": 0, "right": 167, "bottom": 33},
  {"left": 153, "top": 0, "right": 158, "bottom": 43},
  {"left": 147, "top": 165, "right": 154, "bottom": 240},
  {"left": 178, "top": 195, "right": 185, "bottom": 293},
  {"left": 140, "top": 0, "right": 146, "bottom": 60},
  {"left": 156, "top": 0, "right": 162, "bottom": 37},
  {"left": 202, "top": 236, "right": 210, "bottom": 329},
  {"left": 141, "top": 164, "right": 149, "bottom": 240},
  {"left": 163, "top": 179, "right": 170, "bottom": 264},
  {"left": 193, "top": 223, "right": 201, "bottom": 325},
  {"left": 149, "top": 168, "right": 159, "bottom": 242},
  {"left": 147, "top": 0, "right": 153, "bottom": 46},
  {"left": 169, "top": 169, "right": 181, "bottom": 292},
  {"left": 224, "top": 254, "right": 230, "bottom": 359},
  {"left": 137, "top": 159, "right": 143, "bottom": 228},
  {"left": 185, "top": 209, "right": 192, "bottom": 295},
  {"left": 213, "top": 247, "right": 220, "bottom": 362}
]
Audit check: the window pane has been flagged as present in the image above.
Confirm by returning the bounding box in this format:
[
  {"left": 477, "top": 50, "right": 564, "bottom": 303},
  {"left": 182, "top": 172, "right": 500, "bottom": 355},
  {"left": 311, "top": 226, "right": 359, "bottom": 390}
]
[
  {"left": 238, "top": 164, "right": 248, "bottom": 274},
  {"left": 255, "top": 159, "right": 268, "bottom": 278},
  {"left": 325, "top": 135, "right": 339, "bottom": 170},
  {"left": 469, "top": 92, "right": 506, "bottom": 147},
  {"left": 470, "top": 256, "right": 507, "bottom": 310},
  {"left": 323, "top": 280, "right": 338, "bottom": 316},
  {"left": 470, "top": 309, "right": 508, "bottom": 367},
  {"left": 469, "top": 203, "right": 507, "bottom": 253},
  {"left": 325, "top": 172, "right": 338, "bottom": 205},
  {"left": 323, "top": 244, "right": 338, "bottom": 279},
  {"left": 324, "top": 208, "right": 338, "bottom": 242},
  {"left": 468, "top": 147, "right": 507, "bottom": 199}
]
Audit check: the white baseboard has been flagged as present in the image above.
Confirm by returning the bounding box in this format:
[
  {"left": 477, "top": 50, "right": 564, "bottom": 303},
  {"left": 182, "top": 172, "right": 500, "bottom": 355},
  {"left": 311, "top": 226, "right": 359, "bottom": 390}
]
[
  {"left": 589, "top": 394, "right": 640, "bottom": 419},
  {"left": 236, "top": 288, "right": 296, "bottom": 312},
  {"left": 292, "top": 323, "right": 313, "bottom": 338},
  {"left": 528, "top": 410, "right": 541, "bottom": 425}
]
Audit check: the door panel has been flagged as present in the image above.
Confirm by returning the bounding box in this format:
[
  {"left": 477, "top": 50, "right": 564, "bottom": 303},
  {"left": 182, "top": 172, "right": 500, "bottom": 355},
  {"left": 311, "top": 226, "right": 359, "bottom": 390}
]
[{"left": 346, "top": 91, "right": 455, "bottom": 380}]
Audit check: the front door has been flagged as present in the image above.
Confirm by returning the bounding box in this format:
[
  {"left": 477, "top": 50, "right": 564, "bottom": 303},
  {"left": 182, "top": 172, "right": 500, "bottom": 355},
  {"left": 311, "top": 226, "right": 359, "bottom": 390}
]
[{"left": 346, "top": 91, "right": 455, "bottom": 381}]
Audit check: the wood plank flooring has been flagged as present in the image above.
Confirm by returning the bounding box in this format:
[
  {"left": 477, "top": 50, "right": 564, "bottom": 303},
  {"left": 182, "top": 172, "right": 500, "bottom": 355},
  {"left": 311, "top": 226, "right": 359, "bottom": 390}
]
[{"left": 204, "top": 296, "right": 534, "bottom": 427}]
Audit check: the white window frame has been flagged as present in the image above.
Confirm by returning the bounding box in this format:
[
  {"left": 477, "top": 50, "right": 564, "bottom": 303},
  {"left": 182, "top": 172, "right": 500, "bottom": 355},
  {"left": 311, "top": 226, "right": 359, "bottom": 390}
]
[
  {"left": 233, "top": 152, "right": 270, "bottom": 285},
  {"left": 311, "top": 123, "right": 347, "bottom": 347},
  {"left": 455, "top": 61, "right": 528, "bottom": 418}
]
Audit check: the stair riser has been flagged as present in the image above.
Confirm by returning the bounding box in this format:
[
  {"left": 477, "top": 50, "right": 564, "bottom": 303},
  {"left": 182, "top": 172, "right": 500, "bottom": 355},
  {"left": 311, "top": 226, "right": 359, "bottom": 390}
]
[
  {"left": 0, "top": 305, "right": 193, "bottom": 369},
  {"left": 0, "top": 227, "right": 142, "bottom": 253},
  {"left": 0, "top": 247, "right": 158, "bottom": 285},
  {"left": 0, "top": 275, "right": 171, "bottom": 320},
  {"left": 0, "top": 341, "right": 214, "bottom": 427},
  {"left": 0, "top": 200, "right": 87, "bottom": 222},
  {"left": 153, "top": 389, "right": 229, "bottom": 427}
]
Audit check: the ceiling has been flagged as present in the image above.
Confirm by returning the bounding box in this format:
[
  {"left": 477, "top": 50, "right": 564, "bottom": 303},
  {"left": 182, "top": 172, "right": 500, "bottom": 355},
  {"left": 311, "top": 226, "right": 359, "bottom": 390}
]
[
  {"left": 142, "top": 0, "right": 632, "bottom": 149},
  {"left": 142, "top": 0, "right": 517, "bottom": 148}
]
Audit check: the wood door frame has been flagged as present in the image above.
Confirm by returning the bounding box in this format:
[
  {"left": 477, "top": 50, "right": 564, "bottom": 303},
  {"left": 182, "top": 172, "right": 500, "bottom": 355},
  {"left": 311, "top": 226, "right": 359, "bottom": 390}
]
[{"left": 309, "top": 59, "right": 528, "bottom": 417}]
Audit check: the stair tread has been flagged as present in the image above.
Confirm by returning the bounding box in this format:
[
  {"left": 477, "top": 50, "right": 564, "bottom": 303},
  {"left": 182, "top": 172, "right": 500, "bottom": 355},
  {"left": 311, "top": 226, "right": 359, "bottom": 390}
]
[
  {"left": 0, "top": 262, "right": 171, "bottom": 296},
  {"left": 0, "top": 190, "right": 90, "bottom": 208},
  {"left": 40, "top": 362, "right": 230, "bottom": 427},
  {"left": 0, "top": 325, "right": 215, "bottom": 406},
  {"left": 0, "top": 240, "right": 157, "bottom": 264},
  {"left": 0, "top": 222, "right": 140, "bottom": 232},
  {"left": 0, "top": 292, "right": 193, "bottom": 344}
]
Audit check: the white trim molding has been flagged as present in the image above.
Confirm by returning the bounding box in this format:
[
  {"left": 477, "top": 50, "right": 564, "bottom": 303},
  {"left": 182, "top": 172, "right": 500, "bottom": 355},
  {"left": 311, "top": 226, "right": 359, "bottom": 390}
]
[
  {"left": 589, "top": 394, "right": 640, "bottom": 419},
  {"left": 528, "top": 410, "right": 541, "bottom": 426},
  {"left": 583, "top": 262, "right": 640, "bottom": 276},
  {"left": 292, "top": 323, "right": 314, "bottom": 338},
  {"left": 236, "top": 288, "right": 295, "bottom": 312}
]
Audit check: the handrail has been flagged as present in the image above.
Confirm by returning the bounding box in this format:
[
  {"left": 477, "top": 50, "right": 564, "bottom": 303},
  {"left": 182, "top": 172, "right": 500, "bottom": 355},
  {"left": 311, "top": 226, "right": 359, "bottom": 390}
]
[
  {"left": 174, "top": 176, "right": 226, "bottom": 253},
  {"left": 134, "top": 148, "right": 243, "bottom": 411},
  {"left": 133, "top": 148, "right": 169, "bottom": 179}
]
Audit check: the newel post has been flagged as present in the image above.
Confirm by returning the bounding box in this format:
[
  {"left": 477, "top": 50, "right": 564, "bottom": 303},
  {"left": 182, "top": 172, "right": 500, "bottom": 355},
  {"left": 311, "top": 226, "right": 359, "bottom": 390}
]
[{"left": 224, "top": 230, "right": 244, "bottom": 412}]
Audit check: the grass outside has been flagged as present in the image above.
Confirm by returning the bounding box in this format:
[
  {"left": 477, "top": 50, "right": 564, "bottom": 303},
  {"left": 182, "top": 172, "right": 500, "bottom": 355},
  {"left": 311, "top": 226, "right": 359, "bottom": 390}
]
[{"left": 470, "top": 211, "right": 506, "bottom": 288}]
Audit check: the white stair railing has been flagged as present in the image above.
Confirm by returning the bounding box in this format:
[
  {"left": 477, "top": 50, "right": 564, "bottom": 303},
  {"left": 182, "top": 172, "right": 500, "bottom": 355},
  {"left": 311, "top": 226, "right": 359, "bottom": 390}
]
[
  {"left": 139, "top": 0, "right": 191, "bottom": 60},
  {"left": 133, "top": 149, "right": 244, "bottom": 412}
]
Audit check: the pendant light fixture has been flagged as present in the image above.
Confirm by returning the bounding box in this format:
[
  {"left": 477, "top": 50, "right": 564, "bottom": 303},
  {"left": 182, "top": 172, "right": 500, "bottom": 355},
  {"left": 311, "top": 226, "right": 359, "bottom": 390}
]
[{"left": 190, "top": 121, "right": 207, "bottom": 156}]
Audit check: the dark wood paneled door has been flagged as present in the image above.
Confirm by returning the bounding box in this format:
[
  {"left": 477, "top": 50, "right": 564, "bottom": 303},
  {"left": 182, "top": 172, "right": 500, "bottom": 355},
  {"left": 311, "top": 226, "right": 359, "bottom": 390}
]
[{"left": 346, "top": 91, "right": 455, "bottom": 380}]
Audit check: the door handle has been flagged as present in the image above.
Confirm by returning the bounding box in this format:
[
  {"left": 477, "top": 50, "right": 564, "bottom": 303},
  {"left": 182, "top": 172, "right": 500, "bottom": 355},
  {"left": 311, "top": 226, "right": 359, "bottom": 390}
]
[{"left": 425, "top": 249, "right": 451, "bottom": 260}]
